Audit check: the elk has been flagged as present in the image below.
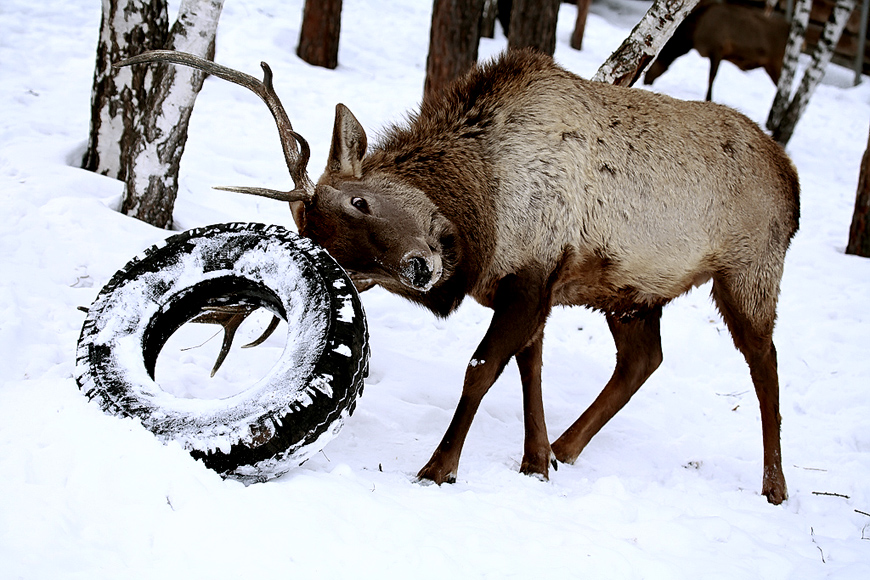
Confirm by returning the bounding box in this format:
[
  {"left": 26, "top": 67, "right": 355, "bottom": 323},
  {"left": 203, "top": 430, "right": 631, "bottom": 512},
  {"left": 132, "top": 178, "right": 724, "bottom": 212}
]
[
  {"left": 643, "top": 1, "right": 789, "bottom": 101},
  {"left": 119, "top": 47, "right": 799, "bottom": 504}
]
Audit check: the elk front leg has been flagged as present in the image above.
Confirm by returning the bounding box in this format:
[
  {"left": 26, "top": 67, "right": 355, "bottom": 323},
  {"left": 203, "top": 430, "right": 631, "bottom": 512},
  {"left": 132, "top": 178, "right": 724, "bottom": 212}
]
[
  {"left": 516, "top": 331, "right": 555, "bottom": 479},
  {"left": 417, "top": 272, "right": 551, "bottom": 484}
]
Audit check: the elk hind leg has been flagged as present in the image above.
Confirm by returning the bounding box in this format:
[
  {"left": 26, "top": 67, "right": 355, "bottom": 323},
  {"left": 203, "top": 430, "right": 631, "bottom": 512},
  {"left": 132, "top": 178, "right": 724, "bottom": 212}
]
[
  {"left": 712, "top": 277, "right": 787, "bottom": 504},
  {"left": 551, "top": 307, "right": 663, "bottom": 464},
  {"left": 706, "top": 54, "right": 721, "bottom": 101}
]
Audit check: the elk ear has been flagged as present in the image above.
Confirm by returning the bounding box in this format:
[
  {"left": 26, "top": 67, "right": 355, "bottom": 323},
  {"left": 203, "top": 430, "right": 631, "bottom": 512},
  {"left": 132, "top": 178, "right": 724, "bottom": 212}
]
[{"left": 327, "top": 103, "right": 367, "bottom": 178}]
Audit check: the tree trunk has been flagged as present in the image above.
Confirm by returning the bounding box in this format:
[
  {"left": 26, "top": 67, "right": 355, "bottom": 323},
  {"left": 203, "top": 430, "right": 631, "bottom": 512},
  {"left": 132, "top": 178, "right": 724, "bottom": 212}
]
[
  {"left": 122, "top": 0, "right": 224, "bottom": 228},
  {"left": 769, "top": 0, "right": 858, "bottom": 147},
  {"left": 571, "top": 0, "right": 591, "bottom": 51},
  {"left": 83, "top": 0, "right": 223, "bottom": 229},
  {"left": 297, "top": 0, "right": 343, "bottom": 70},
  {"left": 767, "top": 0, "right": 812, "bottom": 134},
  {"left": 424, "top": 0, "right": 486, "bottom": 103},
  {"left": 847, "top": 124, "right": 870, "bottom": 257},
  {"left": 82, "top": 0, "right": 169, "bottom": 180},
  {"left": 507, "top": 0, "right": 560, "bottom": 55},
  {"left": 593, "top": 0, "right": 701, "bottom": 87},
  {"left": 480, "top": 0, "right": 498, "bottom": 38}
]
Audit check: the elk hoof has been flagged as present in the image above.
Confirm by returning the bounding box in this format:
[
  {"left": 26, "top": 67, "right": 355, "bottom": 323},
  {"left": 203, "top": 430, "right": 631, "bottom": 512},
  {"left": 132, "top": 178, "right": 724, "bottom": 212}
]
[
  {"left": 520, "top": 449, "right": 556, "bottom": 481},
  {"left": 550, "top": 437, "right": 581, "bottom": 466},
  {"left": 75, "top": 222, "right": 369, "bottom": 484},
  {"left": 762, "top": 469, "right": 788, "bottom": 505},
  {"left": 416, "top": 454, "right": 457, "bottom": 485}
]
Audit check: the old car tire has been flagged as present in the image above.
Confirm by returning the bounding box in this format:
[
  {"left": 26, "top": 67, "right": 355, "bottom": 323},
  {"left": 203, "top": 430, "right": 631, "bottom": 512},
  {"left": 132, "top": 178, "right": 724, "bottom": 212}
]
[{"left": 75, "top": 222, "right": 368, "bottom": 483}]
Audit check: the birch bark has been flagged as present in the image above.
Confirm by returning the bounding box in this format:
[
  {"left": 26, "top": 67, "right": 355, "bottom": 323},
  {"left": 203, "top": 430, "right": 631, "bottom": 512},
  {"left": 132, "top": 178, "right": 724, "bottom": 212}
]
[
  {"left": 593, "top": 0, "right": 700, "bottom": 87},
  {"left": 769, "top": 0, "right": 858, "bottom": 146},
  {"left": 121, "top": 0, "right": 224, "bottom": 227},
  {"left": 82, "top": 0, "right": 169, "bottom": 180},
  {"left": 766, "top": 0, "right": 812, "bottom": 133},
  {"left": 83, "top": 0, "right": 225, "bottom": 228}
]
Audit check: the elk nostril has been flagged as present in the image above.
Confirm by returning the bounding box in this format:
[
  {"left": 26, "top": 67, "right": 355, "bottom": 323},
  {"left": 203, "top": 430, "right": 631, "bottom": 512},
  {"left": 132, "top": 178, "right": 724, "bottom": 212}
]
[{"left": 408, "top": 256, "right": 432, "bottom": 289}]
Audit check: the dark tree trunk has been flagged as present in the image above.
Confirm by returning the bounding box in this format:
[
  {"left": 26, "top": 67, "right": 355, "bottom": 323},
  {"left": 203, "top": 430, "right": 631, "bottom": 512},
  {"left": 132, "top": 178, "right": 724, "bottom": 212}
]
[
  {"left": 571, "top": 0, "right": 591, "bottom": 51},
  {"left": 593, "top": 0, "right": 700, "bottom": 87},
  {"left": 297, "top": 0, "right": 343, "bottom": 70},
  {"left": 424, "top": 0, "right": 486, "bottom": 102},
  {"left": 847, "top": 124, "right": 870, "bottom": 257},
  {"left": 507, "top": 0, "right": 560, "bottom": 55},
  {"left": 480, "top": 0, "right": 498, "bottom": 38},
  {"left": 83, "top": 0, "right": 223, "bottom": 229}
]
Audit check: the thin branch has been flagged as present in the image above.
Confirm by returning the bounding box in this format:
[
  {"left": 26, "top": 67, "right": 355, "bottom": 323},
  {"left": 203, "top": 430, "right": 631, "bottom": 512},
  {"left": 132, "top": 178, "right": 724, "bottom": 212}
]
[{"left": 812, "top": 491, "right": 851, "bottom": 499}]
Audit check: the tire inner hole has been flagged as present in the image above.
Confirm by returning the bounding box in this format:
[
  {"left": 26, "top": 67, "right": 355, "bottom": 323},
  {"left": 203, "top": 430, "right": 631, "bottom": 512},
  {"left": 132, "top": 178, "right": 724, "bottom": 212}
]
[{"left": 147, "top": 278, "right": 289, "bottom": 400}]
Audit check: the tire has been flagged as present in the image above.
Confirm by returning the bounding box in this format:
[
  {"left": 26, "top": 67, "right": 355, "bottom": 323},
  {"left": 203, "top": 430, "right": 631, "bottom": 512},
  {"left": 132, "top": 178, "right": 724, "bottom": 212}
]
[{"left": 75, "top": 222, "right": 369, "bottom": 483}]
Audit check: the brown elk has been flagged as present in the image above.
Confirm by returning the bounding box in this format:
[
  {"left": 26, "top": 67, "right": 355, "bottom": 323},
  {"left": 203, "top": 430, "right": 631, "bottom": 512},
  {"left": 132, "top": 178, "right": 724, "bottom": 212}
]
[
  {"left": 119, "top": 47, "right": 799, "bottom": 504},
  {"left": 643, "top": 1, "right": 789, "bottom": 101}
]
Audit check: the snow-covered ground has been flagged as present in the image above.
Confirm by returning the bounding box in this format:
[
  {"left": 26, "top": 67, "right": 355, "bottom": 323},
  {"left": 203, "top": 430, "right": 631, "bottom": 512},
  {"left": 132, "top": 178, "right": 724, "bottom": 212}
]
[{"left": 2, "top": 0, "right": 869, "bottom": 577}]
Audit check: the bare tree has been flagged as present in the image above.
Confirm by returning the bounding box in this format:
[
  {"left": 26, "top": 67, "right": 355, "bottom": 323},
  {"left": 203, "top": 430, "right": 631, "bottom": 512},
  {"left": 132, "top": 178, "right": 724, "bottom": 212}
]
[
  {"left": 507, "top": 0, "right": 560, "bottom": 55},
  {"left": 297, "top": 0, "right": 343, "bottom": 70},
  {"left": 847, "top": 124, "right": 870, "bottom": 257},
  {"left": 768, "top": 0, "right": 858, "bottom": 146},
  {"left": 594, "top": 0, "right": 701, "bottom": 87},
  {"left": 571, "top": 0, "right": 591, "bottom": 51},
  {"left": 83, "top": 0, "right": 224, "bottom": 229},
  {"left": 424, "top": 0, "right": 486, "bottom": 102}
]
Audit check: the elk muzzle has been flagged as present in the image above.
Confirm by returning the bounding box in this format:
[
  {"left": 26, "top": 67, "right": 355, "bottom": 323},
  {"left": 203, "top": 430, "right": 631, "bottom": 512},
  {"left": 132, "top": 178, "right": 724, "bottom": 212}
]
[{"left": 399, "top": 250, "right": 442, "bottom": 292}]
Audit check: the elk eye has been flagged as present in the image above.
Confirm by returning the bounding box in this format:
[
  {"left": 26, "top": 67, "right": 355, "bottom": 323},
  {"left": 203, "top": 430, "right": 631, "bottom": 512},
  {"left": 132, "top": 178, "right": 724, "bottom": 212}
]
[{"left": 351, "top": 197, "right": 370, "bottom": 214}]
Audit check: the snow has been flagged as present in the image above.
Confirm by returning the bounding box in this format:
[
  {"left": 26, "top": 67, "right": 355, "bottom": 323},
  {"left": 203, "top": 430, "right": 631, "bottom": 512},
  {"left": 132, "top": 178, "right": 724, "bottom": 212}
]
[{"left": 1, "top": 0, "right": 869, "bottom": 578}]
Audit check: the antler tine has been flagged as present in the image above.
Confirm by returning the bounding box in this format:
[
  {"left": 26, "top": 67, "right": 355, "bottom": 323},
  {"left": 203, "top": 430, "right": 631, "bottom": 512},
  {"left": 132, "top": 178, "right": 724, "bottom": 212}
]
[{"left": 115, "top": 50, "right": 315, "bottom": 202}]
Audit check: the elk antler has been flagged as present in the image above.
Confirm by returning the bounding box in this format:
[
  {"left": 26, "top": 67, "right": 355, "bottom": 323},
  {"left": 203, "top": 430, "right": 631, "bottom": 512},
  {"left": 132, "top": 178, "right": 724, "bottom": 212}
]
[
  {"left": 115, "top": 50, "right": 315, "bottom": 203},
  {"left": 190, "top": 304, "right": 282, "bottom": 377}
]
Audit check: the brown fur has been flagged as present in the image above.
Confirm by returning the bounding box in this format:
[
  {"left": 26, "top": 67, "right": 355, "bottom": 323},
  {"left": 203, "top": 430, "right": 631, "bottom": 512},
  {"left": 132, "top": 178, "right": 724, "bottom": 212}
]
[
  {"left": 290, "top": 49, "right": 798, "bottom": 504},
  {"left": 643, "top": 2, "right": 789, "bottom": 101}
]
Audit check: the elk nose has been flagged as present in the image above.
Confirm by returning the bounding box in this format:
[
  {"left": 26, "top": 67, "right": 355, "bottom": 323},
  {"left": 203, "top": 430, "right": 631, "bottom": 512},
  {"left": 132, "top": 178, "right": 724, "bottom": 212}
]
[
  {"left": 399, "top": 252, "right": 441, "bottom": 291},
  {"left": 407, "top": 256, "right": 432, "bottom": 289}
]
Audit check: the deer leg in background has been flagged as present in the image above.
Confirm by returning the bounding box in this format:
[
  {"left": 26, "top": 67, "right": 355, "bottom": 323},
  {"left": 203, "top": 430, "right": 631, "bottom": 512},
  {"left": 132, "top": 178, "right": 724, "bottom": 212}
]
[
  {"left": 417, "top": 270, "right": 552, "bottom": 484},
  {"left": 706, "top": 54, "right": 721, "bottom": 101},
  {"left": 551, "top": 306, "right": 663, "bottom": 464},
  {"left": 515, "top": 330, "right": 555, "bottom": 479},
  {"left": 711, "top": 277, "right": 787, "bottom": 504}
]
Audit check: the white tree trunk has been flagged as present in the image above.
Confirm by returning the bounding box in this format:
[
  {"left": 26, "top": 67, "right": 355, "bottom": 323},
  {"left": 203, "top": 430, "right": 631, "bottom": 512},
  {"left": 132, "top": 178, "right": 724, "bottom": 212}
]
[
  {"left": 83, "top": 0, "right": 169, "bottom": 179},
  {"left": 766, "top": 0, "right": 812, "bottom": 133},
  {"left": 122, "top": 0, "right": 224, "bottom": 227},
  {"left": 769, "top": 0, "right": 858, "bottom": 146},
  {"left": 83, "top": 0, "right": 224, "bottom": 228},
  {"left": 593, "top": 0, "right": 700, "bottom": 87}
]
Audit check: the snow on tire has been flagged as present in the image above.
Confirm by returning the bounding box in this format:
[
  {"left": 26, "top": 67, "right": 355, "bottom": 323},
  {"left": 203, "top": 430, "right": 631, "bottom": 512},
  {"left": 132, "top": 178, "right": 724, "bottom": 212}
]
[{"left": 75, "top": 222, "right": 369, "bottom": 483}]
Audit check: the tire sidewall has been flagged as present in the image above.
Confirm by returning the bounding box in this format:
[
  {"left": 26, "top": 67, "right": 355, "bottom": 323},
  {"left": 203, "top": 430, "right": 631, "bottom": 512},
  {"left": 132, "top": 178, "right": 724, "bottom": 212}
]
[{"left": 75, "top": 222, "right": 368, "bottom": 483}]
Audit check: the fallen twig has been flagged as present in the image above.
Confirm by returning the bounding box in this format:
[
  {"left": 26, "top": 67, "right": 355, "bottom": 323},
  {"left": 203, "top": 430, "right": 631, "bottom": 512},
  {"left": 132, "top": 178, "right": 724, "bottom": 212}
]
[{"left": 812, "top": 491, "right": 850, "bottom": 499}]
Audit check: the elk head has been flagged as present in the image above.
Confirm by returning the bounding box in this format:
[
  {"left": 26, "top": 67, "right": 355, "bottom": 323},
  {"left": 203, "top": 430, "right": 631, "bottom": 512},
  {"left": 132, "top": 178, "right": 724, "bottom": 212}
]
[{"left": 116, "top": 51, "right": 445, "bottom": 294}]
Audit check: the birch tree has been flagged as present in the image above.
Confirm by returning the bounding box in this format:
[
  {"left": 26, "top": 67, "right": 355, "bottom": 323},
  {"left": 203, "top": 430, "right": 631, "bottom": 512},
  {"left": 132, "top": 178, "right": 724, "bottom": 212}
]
[
  {"left": 593, "top": 0, "right": 701, "bottom": 87},
  {"left": 83, "top": 0, "right": 225, "bottom": 229},
  {"left": 767, "top": 0, "right": 858, "bottom": 146},
  {"left": 766, "top": 0, "right": 812, "bottom": 134}
]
